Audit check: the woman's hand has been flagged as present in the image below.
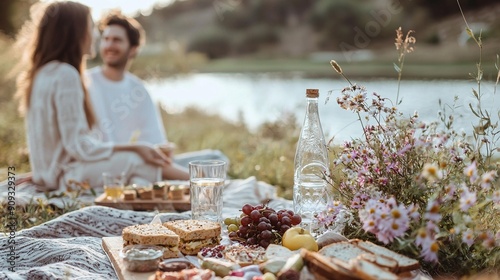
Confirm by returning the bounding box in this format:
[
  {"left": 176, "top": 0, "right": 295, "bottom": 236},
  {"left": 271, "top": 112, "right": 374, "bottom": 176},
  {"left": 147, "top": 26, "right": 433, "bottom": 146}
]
[
  {"left": 133, "top": 144, "right": 171, "bottom": 167},
  {"left": 156, "top": 142, "right": 176, "bottom": 158}
]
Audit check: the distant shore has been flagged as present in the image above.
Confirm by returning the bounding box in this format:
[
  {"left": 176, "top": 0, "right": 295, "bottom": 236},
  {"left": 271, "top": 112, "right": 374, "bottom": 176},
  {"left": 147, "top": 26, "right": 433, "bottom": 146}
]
[
  {"left": 195, "top": 57, "right": 498, "bottom": 80},
  {"left": 131, "top": 54, "right": 497, "bottom": 81}
]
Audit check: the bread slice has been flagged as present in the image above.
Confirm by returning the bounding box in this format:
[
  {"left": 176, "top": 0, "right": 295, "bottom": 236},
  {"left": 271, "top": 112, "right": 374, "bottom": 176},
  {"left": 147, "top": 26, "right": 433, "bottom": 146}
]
[
  {"left": 163, "top": 220, "right": 221, "bottom": 241},
  {"left": 358, "top": 253, "right": 398, "bottom": 272},
  {"left": 351, "top": 258, "right": 399, "bottom": 280},
  {"left": 301, "top": 249, "right": 358, "bottom": 280},
  {"left": 319, "top": 241, "right": 375, "bottom": 264},
  {"left": 164, "top": 220, "right": 221, "bottom": 255},
  {"left": 122, "top": 223, "right": 179, "bottom": 258},
  {"left": 350, "top": 240, "right": 419, "bottom": 272}
]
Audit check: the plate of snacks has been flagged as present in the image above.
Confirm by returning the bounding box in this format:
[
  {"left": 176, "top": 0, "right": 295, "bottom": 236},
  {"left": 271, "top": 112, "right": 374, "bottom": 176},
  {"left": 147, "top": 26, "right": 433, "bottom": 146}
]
[
  {"left": 95, "top": 181, "right": 190, "bottom": 211},
  {"left": 102, "top": 203, "right": 429, "bottom": 280}
]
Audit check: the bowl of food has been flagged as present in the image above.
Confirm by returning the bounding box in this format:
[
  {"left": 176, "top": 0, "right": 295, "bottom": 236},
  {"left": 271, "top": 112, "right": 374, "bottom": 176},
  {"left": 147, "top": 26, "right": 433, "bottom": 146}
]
[{"left": 120, "top": 244, "right": 164, "bottom": 272}]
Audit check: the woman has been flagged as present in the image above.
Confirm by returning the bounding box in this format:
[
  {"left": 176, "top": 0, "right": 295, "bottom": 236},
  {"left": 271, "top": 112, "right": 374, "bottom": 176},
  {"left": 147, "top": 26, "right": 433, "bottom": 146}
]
[{"left": 15, "top": 1, "right": 189, "bottom": 191}]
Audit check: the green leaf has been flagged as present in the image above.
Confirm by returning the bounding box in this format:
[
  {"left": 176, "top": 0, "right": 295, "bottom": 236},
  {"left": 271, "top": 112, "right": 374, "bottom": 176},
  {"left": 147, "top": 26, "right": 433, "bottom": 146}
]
[
  {"left": 452, "top": 211, "right": 462, "bottom": 225},
  {"left": 393, "top": 63, "right": 401, "bottom": 73}
]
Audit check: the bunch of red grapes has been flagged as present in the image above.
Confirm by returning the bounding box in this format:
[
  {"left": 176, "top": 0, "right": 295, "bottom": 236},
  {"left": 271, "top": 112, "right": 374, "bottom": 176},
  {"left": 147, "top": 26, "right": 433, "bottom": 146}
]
[{"left": 225, "top": 203, "right": 302, "bottom": 248}]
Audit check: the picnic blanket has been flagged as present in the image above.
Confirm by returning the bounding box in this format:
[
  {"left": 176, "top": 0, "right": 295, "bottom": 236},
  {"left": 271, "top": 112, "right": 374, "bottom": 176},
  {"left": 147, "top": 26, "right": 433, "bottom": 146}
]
[{"left": 0, "top": 176, "right": 293, "bottom": 280}]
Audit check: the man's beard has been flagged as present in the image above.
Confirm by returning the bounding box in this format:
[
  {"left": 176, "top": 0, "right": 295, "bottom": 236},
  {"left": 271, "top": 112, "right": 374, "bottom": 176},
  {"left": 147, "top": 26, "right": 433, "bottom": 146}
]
[
  {"left": 105, "top": 57, "right": 128, "bottom": 69},
  {"left": 102, "top": 50, "right": 129, "bottom": 69}
]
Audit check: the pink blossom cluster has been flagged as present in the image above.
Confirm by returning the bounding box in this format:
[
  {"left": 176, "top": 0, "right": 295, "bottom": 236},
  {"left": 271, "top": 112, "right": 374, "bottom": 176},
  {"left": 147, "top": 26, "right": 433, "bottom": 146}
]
[
  {"left": 358, "top": 197, "right": 416, "bottom": 245},
  {"left": 316, "top": 200, "right": 344, "bottom": 229},
  {"left": 330, "top": 86, "right": 500, "bottom": 264}
]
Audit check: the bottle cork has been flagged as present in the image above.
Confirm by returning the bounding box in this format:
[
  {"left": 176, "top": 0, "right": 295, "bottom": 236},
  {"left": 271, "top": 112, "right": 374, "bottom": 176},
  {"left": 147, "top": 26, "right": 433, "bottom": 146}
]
[{"left": 306, "top": 89, "right": 319, "bottom": 98}]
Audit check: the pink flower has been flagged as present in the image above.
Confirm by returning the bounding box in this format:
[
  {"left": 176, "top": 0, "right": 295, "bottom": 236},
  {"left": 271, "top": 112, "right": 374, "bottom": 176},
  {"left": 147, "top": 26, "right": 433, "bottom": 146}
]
[
  {"left": 397, "top": 144, "right": 412, "bottom": 156},
  {"left": 424, "top": 199, "right": 442, "bottom": 222},
  {"left": 382, "top": 203, "right": 410, "bottom": 239},
  {"left": 464, "top": 162, "right": 478, "bottom": 183},
  {"left": 362, "top": 218, "right": 377, "bottom": 233},
  {"left": 459, "top": 187, "right": 476, "bottom": 212},
  {"left": 478, "top": 231, "right": 495, "bottom": 249},
  {"left": 407, "top": 203, "right": 420, "bottom": 221},
  {"left": 426, "top": 221, "right": 439, "bottom": 234},
  {"left": 443, "top": 184, "right": 456, "bottom": 201},
  {"left": 360, "top": 198, "right": 410, "bottom": 245},
  {"left": 480, "top": 171, "right": 496, "bottom": 190},
  {"left": 493, "top": 190, "right": 500, "bottom": 204},
  {"left": 462, "top": 228, "right": 475, "bottom": 247},
  {"left": 421, "top": 163, "right": 442, "bottom": 181},
  {"left": 415, "top": 227, "right": 429, "bottom": 248},
  {"left": 420, "top": 239, "right": 439, "bottom": 263}
]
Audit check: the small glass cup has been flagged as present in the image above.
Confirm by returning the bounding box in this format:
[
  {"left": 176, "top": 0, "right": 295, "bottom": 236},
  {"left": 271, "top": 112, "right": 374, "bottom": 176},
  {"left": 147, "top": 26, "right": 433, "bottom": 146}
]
[
  {"left": 189, "top": 160, "right": 226, "bottom": 222},
  {"left": 102, "top": 172, "right": 125, "bottom": 202}
]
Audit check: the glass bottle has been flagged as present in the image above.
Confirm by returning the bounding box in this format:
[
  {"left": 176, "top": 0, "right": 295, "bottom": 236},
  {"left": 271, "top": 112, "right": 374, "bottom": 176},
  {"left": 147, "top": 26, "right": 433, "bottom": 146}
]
[{"left": 293, "top": 88, "right": 330, "bottom": 233}]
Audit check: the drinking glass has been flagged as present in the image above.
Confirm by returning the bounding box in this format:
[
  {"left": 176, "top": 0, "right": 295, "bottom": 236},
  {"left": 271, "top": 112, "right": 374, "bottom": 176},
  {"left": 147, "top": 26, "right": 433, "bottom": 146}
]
[
  {"left": 102, "top": 172, "right": 125, "bottom": 202},
  {"left": 189, "top": 160, "right": 226, "bottom": 222}
]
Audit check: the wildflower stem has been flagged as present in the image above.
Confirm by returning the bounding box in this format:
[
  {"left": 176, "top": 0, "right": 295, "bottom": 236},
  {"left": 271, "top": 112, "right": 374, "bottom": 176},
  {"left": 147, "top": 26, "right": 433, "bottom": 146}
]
[
  {"left": 342, "top": 73, "right": 354, "bottom": 88},
  {"left": 396, "top": 55, "right": 405, "bottom": 105},
  {"left": 330, "top": 60, "right": 354, "bottom": 87},
  {"left": 356, "top": 111, "right": 367, "bottom": 141}
]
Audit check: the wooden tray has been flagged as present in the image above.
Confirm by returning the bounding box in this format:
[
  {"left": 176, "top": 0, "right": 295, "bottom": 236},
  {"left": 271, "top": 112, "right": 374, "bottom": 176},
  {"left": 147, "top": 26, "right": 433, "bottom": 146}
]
[
  {"left": 94, "top": 193, "right": 191, "bottom": 212},
  {"left": 102, "top": 236, "right": 156, "bottom": 280}
]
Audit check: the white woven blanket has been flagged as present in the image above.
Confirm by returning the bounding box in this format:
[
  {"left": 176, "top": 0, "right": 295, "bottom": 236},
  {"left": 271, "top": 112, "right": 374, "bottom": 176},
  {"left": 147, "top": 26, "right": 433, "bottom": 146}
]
[{"left": 0, "top": 177, "right": 292, "bottom": 280}]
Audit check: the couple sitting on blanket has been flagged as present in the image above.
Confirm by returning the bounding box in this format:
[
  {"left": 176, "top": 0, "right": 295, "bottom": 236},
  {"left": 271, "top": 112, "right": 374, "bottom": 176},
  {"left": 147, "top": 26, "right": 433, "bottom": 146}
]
[{"left": 15, "top": 1, "right": 227, "bottom": 191}]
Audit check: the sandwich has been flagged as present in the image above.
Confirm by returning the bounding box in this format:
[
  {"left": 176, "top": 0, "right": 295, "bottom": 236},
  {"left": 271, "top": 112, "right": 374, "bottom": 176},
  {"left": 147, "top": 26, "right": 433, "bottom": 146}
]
[
  {"left": 163, "top": 220, "right": 221, "bottom": 255},
  {"left": 122, "top": 223, "right": 180, "bottom": 259}
]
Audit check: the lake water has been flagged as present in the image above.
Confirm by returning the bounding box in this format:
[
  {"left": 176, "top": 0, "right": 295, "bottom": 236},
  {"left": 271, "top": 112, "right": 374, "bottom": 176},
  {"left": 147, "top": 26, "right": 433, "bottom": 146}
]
[{"left": 146, "top": 73, "right": 498, "bottom": 144}]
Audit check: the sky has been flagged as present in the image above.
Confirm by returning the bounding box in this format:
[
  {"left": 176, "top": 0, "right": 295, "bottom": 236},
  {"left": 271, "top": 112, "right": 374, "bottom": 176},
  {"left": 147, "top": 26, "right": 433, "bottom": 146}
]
[{"left": 42, "top": 0, "right": 173, "bottom": 19}]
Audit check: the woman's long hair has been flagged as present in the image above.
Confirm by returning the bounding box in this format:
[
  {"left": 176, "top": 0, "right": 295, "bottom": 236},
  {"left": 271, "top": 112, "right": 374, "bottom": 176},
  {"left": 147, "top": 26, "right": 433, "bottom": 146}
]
[{"left": 15, "top": 1, "right": 96, "bottom": 128}]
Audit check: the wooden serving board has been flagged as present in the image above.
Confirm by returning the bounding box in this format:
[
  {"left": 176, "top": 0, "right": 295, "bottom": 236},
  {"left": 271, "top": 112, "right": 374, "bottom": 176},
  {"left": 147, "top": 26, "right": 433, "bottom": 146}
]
[
  {"left": 102, "top": 236, "right": 156, "bottom": 280},
  {"left": 94, "top": 193, "right": 190, "bottom": 212}
]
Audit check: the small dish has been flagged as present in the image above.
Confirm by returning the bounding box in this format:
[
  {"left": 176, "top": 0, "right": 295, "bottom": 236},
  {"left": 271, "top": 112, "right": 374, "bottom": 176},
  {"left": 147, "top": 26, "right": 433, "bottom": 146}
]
[
  {"left": 169, "top": 184, "right": 187, "bottom": 200},
  {"left": 120, "top": 244, "right": 164, "bottom": 272}
]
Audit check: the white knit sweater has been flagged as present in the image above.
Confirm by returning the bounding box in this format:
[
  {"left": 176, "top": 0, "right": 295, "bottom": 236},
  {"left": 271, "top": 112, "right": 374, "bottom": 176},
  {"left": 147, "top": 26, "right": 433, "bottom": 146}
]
[{"left": 26, "top": 61, "right": 113, "bottom": 190}]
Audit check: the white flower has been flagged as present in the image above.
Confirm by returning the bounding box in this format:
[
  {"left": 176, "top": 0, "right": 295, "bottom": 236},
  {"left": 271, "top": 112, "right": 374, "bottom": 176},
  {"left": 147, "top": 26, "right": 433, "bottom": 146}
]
[
  {"left": 421, "top": 163, "right": 443, "bottom": 181},
  {"left": 492, "top": 190, "right": 500, "bottom": 204},
  {"left": 464, "top": 162, "right": 478, "bottom": 183},
  {"left": 462, "top": 228, "right": 474, "bottom": 247},
  {"left": 459, "top": 187, "right": 477, "bottom": 212},
  {"left": 480, "top": 171, "right": 496, "bottom": 190},
  {"left": 424, "top": 199, "right": 442, "bottom": 222}
]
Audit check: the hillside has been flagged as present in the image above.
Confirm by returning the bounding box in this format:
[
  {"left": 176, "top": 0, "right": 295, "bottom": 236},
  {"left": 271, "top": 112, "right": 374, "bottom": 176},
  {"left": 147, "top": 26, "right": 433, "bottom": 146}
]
[{"left": 133, "top": 0, "right": 500, "bottom": 79}]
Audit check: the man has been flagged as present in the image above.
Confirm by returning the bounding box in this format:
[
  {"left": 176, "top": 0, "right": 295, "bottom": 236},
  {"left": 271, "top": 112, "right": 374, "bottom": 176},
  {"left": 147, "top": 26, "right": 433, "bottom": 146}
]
[{"left": 87, "top": 11, "right": 228, "bottom": 168}]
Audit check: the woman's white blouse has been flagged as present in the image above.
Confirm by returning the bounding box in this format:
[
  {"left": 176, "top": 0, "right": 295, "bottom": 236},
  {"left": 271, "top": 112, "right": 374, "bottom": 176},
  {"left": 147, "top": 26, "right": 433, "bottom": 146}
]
[{"left": 27, "top": 61, "right": 113, "bottom": 189}]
